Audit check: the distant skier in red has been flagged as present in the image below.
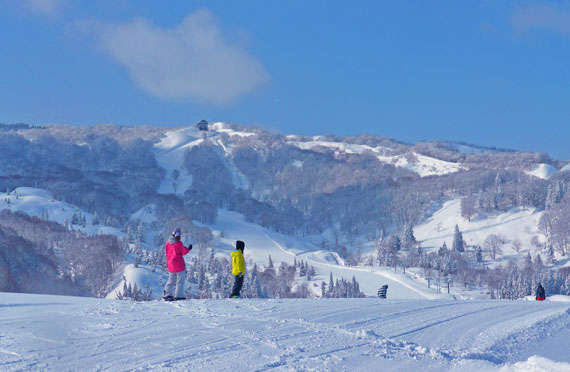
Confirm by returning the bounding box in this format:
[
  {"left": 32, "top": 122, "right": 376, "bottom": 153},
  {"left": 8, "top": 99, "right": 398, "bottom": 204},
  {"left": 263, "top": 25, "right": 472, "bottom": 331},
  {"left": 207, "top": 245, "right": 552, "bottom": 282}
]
[
  {"left": 163, "top": 228, "right": 192, "bottom": 301},
  {"left": 536, "top": 282, "right": 545, "bottom": 301}
]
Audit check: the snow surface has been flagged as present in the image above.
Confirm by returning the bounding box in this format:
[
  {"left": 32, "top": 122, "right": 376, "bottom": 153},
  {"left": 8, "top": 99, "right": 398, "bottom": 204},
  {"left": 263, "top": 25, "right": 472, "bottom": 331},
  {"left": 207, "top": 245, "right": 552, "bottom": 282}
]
[
  {"left": 112, "top": 209, "right": 457, "bottom": 301},
  {"left": 525, "top": 164, "right": 558, "bottom": 180},
  {"left": 1, "top": 292, "right": 570, "bottom": 371},
  {"left": 154, "top": 127, "right": 203, "bottom": 195},
  {"left": 376, "top": 152, "right": 467, "bottom": 177},
  {"left": 286, "top": 139, "right": 466, "bottom": 177},
  {"left": 0, "top": 187, "right": 121, "bottom": 236},
  {"left": 1, "top": 186, "right": 565, "bottom": 301},
  {"left": 204, "top": 211, "right": 452, "bottom": 300},
  {"left": 414, "top": 198, "right": 548, "bottom": 266},
  {"left": 154, "top": 124, "right": 249, "bottom": 195}
]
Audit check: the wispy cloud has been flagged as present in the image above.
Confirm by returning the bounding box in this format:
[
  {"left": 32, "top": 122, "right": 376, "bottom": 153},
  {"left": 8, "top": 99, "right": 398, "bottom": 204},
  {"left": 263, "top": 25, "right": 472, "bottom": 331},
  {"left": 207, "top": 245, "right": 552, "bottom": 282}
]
[
  {"left": 23, "top": 0, "right": 65, "bottom": 17},
  {"left": 510, "top": 2, "right": 570, "bottom": 36},
  {"left": 83, "top": 9, "right": 269, "bottom": 106}
]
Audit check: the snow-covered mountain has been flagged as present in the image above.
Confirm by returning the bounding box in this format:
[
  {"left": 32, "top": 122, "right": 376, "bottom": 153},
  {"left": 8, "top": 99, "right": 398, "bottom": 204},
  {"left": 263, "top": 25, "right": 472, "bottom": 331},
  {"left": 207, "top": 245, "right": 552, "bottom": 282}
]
[
  {"left": 2, "top": 121, "right": 570, "bottom": 302},
  {"left": 4, "top": 122, "right": 570, "bottom": 370}
]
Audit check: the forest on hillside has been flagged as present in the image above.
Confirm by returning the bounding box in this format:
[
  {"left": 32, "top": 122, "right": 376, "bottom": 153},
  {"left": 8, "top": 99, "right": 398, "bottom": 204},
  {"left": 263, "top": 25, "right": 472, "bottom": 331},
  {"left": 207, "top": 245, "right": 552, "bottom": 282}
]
[{"left": 2, "top": 123, "right": 570, "bottom": 299}]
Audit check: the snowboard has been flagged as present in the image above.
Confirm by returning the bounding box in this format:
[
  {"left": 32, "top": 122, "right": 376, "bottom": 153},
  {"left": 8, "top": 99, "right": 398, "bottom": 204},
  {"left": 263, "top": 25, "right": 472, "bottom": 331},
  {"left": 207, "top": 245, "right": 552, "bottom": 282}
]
[{"left": 162, "top": 295, "right": 186, "bottom": 302}]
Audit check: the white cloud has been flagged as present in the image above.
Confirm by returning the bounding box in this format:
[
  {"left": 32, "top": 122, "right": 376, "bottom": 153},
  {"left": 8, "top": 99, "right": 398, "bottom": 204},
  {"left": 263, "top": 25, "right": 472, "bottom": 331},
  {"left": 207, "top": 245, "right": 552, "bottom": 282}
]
[
  {"left": 24, "top": 0, "right": 64, "bottom": 17},
  {"left": 86, "top": 9, "right": 269, "bottom": 105},
  {"left": 510, "top": 2, "right": 570, "bottom": 36}
]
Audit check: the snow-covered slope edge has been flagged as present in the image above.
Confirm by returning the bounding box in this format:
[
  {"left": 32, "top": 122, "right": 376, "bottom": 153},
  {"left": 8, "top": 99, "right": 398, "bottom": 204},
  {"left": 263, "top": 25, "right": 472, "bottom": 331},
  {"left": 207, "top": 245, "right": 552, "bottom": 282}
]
[{"left": 1, "top": 292, "right": 570, "bottom": 372}]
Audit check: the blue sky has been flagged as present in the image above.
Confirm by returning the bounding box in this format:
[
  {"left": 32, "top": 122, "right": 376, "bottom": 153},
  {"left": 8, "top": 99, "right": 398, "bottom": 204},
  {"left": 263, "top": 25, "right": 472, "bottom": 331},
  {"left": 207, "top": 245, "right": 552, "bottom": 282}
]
[{"left": 1, "top": 1, "right": 569, "bottom": 159}]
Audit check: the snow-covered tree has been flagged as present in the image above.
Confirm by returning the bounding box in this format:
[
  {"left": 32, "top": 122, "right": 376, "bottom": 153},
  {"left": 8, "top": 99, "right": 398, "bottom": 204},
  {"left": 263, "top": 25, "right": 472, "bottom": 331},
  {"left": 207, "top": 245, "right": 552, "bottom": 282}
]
[{"left": 452, "top": 225, "right": 465, "bottom": 252}]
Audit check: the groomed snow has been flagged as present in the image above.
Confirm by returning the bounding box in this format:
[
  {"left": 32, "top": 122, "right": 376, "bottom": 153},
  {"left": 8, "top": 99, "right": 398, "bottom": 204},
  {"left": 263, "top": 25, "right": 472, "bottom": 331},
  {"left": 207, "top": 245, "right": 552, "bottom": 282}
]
[
  {"left": 1, "top": 292, "right": 569, "bottom": 371},
  {"left": 525, "top": 164, "right": 558, "bottom": 180}
]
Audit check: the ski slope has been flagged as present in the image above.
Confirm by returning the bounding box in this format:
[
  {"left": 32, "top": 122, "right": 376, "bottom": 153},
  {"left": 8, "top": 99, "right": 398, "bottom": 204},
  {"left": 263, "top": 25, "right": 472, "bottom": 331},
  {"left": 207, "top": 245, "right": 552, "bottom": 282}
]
[
  {"left": 286, "top": 139, "right": 467, "bottom": 177},
  {"left": 209, "top": 211, "right": 449, "bottom": 299},
  {"left": 0, "top": 186, "right": 444, "bottom": 300},
  {"left": 525, "top": 163, "right": 559, "bottom": 180},
  {"left": 414, "top": 198, "right": 547, "bottom": 265},
  {"left": 1, "top": 292, "right": 569, "bottom": 372},
  {"left": 0, "top": 187, "right": 122, "bottom": 237}
]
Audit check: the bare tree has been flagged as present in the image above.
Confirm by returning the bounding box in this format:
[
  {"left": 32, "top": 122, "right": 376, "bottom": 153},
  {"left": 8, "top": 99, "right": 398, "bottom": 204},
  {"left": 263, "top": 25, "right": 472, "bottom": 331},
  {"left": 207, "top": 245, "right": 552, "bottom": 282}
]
[
  {"left": 511, "top": 238, "right": 522, "bottom": 253},
  {"left": 460, "top": 196, "right": 476, "bottom": 222},
  {"left": 483, "top": 234, "right": 505, "bottom": 260}
]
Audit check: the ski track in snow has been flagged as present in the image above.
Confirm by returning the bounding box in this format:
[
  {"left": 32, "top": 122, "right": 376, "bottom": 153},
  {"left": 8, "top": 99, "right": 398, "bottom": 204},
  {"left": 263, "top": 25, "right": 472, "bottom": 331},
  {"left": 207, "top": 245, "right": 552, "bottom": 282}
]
[{"left": 1, "top": 293, "right": 570, "bottom": 372}]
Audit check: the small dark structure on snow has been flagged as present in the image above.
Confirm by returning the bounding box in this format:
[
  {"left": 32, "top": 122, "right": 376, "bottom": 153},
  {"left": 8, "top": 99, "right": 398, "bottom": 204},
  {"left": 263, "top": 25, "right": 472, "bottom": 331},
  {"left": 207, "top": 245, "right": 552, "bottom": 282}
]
[
  {"left": 196, "top": 120, "right": 208, "bottom": 131},
  {"left": 378, "top": 284, "right": 388, "bottom": 299}
]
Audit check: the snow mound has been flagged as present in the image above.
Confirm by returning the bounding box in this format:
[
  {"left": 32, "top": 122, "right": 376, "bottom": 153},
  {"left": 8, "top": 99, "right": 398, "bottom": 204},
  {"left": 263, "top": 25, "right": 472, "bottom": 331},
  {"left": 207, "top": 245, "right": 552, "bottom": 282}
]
[
  {"left": 500, "top": 356, "right": 570, "bottom": 372},
  {"left": 525, "top": 164, "right": 558, "bottom": 179},
  {"left": 106, "top": 264, "right": 162, "bottom": 300},
  {"left": 546, "top": 295, "right": 570, "bottom": 303},
  {"left": 560, "top": 163, "right": 570, "bottom": 173}
]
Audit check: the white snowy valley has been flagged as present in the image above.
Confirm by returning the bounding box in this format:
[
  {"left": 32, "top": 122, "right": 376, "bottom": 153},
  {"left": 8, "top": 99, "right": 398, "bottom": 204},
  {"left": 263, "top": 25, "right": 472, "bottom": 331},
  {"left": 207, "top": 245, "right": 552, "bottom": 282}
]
[{"left": 2, "top": 187, "right": 570, "bottom": 371}]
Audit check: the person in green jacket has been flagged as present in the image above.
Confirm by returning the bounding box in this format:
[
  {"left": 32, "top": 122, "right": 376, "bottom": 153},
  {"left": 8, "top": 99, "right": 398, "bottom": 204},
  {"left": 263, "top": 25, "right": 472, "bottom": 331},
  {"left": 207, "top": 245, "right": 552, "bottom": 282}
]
[{"left": 230, "top": 240, "right": 246, "bottom": 298}]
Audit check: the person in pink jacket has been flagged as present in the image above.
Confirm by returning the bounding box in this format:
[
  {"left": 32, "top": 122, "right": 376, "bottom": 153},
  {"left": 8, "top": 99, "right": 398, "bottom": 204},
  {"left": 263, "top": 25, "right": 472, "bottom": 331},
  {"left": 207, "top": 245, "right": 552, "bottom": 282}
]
[{"left": 162, "top": 228, "right": 192, "bottom": 301}]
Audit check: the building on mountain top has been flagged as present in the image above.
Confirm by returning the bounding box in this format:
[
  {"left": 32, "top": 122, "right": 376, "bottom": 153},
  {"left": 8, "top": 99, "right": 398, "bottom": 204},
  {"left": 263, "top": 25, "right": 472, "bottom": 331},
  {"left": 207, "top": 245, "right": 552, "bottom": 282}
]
[{"left": 196, "top": 120, "right": 208, "bottom": 131}]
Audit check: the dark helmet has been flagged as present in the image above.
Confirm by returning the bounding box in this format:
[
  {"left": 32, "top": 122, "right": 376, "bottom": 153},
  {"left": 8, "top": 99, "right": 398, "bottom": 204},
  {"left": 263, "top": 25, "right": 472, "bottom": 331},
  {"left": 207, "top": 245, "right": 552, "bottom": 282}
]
[{"left": 172, "top": 228, "right": 182, "bottom": 238}]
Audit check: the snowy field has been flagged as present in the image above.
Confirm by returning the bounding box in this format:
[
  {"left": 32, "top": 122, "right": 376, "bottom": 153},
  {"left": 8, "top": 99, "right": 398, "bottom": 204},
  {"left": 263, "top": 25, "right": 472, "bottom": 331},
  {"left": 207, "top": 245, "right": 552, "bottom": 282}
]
[{"left": 1, "top": 292, "right": 570, "bottom": 372}]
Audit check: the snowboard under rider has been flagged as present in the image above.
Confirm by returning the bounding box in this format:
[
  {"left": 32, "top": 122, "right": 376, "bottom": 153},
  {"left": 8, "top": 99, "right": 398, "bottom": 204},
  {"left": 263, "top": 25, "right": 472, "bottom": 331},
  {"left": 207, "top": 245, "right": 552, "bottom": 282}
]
[
  {"left": 163, "top": 228, "right": 192, "bottom": 301},
  {"left": 230, "top": 240, "right": 246, "bottom": 298},
  {"left": 536, "top": 282, "right": 546, "bottom": 301}
]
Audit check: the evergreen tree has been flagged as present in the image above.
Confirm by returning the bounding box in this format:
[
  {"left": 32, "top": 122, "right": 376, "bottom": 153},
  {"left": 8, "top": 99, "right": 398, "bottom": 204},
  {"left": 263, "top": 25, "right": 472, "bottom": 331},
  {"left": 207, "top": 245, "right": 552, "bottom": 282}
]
[
  {"left": 546, "top": 245, "right": 555, "bottom": 264},
  {"left": 524, "top": 252, "right": 533, "bottom": 273},
  {"left": 299, "top": 261, "right": 307, "bottom": 277},
  {"left": 136, "top": 222, "right": 145, "bottom": 243},
  {"left": 71, "top": 211, "right": 79, "bottom": 225},
  {"left": 534, "top": 254, "right": 544, "bottom": 273},
  {"left": 452, "top": 225, "right": 465, "bottom": 252},
  {"left": 475, "top": 245, "right": 483, "bottom": 263},
  {"left": 403, "top": 224, "right": 416, "bottom": 247},
  {"left": 309, "top": 265, "right": 316, "bottom": 277},
  {"left": 268, "top": 254, "right": 274, "bottom": 268},
  {"left": 126, "top": 226, "right": 134, "bottom": 243},
  {"left": 438, "top": 242, "right": 448, "bottom": 256}
]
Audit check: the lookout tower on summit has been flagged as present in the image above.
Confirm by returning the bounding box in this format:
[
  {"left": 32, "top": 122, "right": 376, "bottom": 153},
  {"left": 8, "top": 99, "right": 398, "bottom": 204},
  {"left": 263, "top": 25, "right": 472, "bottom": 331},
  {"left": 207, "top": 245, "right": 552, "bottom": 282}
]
[{"left": 196, "top": 120, "right": 208, "bottom": 131}]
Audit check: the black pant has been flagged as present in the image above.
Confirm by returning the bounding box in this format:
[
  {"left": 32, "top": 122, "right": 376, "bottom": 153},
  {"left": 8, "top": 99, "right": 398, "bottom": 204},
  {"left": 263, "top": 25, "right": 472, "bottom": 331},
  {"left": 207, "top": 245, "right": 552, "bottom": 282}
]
[{"left": 231, "top": 274, "right": 244, "bottom": 297}]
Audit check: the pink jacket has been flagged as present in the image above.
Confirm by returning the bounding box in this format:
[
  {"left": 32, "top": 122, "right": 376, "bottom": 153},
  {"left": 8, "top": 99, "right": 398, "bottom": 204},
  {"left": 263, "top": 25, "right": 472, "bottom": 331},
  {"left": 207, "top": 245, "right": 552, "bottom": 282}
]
[{"left": 165, "top": 238, "right": 191, "bottom": 273}]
